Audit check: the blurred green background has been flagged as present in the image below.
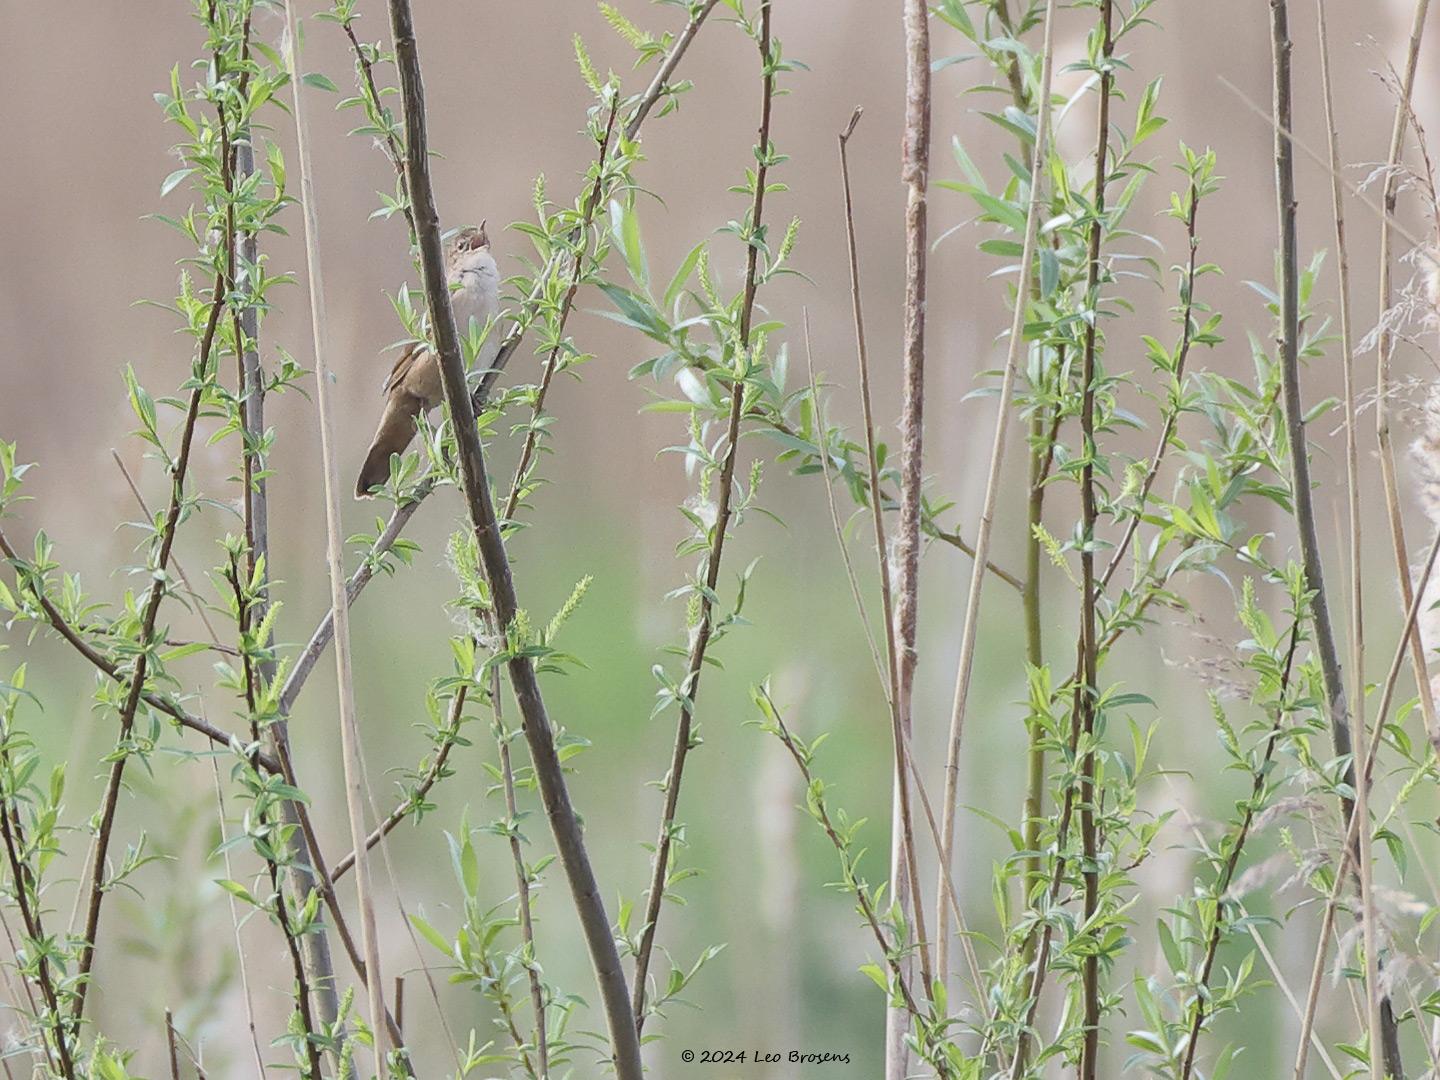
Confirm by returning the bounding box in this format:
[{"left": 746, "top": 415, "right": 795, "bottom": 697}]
[{"left": 2, "top": 1, "right": 1439, "bottom": 1075}]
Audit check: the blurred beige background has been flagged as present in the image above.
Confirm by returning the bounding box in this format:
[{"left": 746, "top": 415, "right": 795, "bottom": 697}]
[{"left": 2, "top": 1, "right": 1439, "bottom": 1075}]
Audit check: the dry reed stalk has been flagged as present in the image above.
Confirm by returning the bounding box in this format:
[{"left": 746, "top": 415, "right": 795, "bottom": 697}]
[{"left": 282, "top": 1, "right": 389, "bottom": 1070}]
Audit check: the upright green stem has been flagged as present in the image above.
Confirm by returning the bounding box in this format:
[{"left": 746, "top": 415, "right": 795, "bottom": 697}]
[
  {"left": 992, "top": 0, "right": 1053, "bottom": 917},
  {"left": 1077, "top": 4, "right": 1114, "bottom": 1073},
  {"left": 1022, "top": 416, "right": 1045, "bottom": 877},
  {"left": 935, "top": 0, "right": 1058, "bottom": 988}
]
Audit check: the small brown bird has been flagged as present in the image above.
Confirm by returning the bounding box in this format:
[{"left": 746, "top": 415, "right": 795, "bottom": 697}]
[{"left": 355, "top": 223, "right": 501, "bottom": 497}]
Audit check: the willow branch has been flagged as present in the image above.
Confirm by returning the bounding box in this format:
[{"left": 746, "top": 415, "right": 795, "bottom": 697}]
[
  {"left": 503, "top": 97, "right": 619, "bottom": 525},
  {"left": 1179, "top": 625, "right": 1301, "bottom": 1080},
  {"left": 762, "top": 692, "right": 951, "bottom": 1080},
  {"left": 0, "top": 795, "right": 75, "bottom": 1078},
  {"left": 73, "top": 269, "right": 221, "bottom": 1019},
  {"left": 498, "top": 710, "right": 547, "bottom": 1078},
  {"left": 1100, "top": 184, "right": 1202, "bottom": 591},
  {"left": 227, "top": 557, "right": 324, "bottom": 1080},
  {"left": 0, "top": 526, "right": 274, "bottom": 771},
  {"left": 328, "top": 686, "right": 464, "bottom": 882},
  {"left": 329, "top": 89, "right": 621, "bottom": 891},
  {"left": 631, "top": 4, "right": 775, "bottom": 1034},
  {"left": 624, "top": 0, "right": 721, "bottom": 140},
  {"left": 385, "top": 2, "right": 642, "bottom": 1073}
]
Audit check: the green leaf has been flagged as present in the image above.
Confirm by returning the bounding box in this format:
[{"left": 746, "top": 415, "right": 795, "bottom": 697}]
[
  {"left": 160, "top": 168, "right": 195, "bottom": 198},
  {"left": 160, "top": 642, "right": 210, "bottom": 662},
  {"left": 664, "top": 241, "right": 707, "bottom": 311},
  {"left": 215, "top": 879, "right": 258, "bottom": 907},
  {"left": 1038, "top": 247, "right": 1059, "bottom": 298},
  {"left": 302, "top": 72, "right": 339, "bottom": 93},
  {"left": 596, "top": 283, "right": 670, "bottom": 342},
  {"left": 610, "top": 199, "right": 650, "bottom": 291},
  {"left": 410, "top": 912, "right": 451, "bottom": 955}
]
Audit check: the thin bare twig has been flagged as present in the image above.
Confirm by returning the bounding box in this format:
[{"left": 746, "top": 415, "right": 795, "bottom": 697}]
[
  {"left": 0, "top": 904, "right": 40, "bottom": 1028},
  {"left": 351, "top": 730, "right": 466, "bottom": 1076},
  {"left": 802, "top": 311, "right": 886, "bottom": 695},
  {"left": 165, "top": 1010, "right": 181, "bottom": 1080},
  {"left": 394, "top": 975, "right": 405, "bottom": 1038},
  {"left": 1214, "top": 75, "right": 1434, "bottom": 258},
  {"left": 1316, "top": 6, "right": 1384, "bottom": 1076},
  {"left": 111, "top": 451, "right": 223, "bottom": 646},
  {"left": 1269, "top": 3, "right": 1392, "bottom": 1072},
  {"left": 842, "top": 103, "right": 981, "bottom": 1054},
  {"left": 1314, "top": 0, "right": 1363, "bottom": 764},
  {"left": 808, "top": 275, "right": 998, "bottom": 1064},
  {"left": 838, "top": 105, "right": 899, "bottom": 744}
]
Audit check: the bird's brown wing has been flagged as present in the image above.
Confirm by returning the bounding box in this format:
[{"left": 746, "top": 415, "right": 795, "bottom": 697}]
[{"left": 381, "top": 341, "right": 425, "bottom": 395}]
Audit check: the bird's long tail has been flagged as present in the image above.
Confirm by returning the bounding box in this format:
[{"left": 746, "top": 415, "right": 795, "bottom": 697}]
[{"left": 355, "top": 395, "right": 422, "bottom": 498}]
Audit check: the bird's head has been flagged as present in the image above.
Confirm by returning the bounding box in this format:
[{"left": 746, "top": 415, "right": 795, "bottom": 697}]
[{"left": 447, "top": 221, "right": 493, "bottom": 278}]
